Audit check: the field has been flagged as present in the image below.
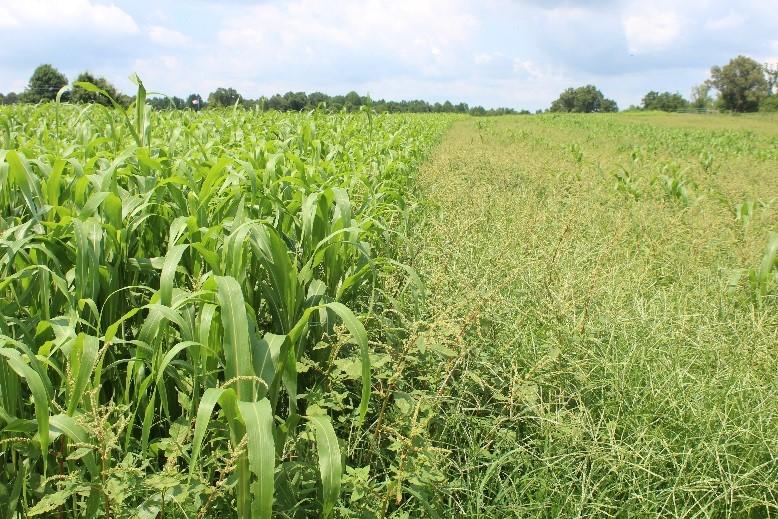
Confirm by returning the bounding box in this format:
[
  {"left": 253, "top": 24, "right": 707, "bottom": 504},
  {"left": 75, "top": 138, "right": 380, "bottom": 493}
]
[
  {"left": 412, "top": 113, "right": 778, "bottom": 517},
  {"left": 1, "top": 95, "right": 777, "bottom": 518}
]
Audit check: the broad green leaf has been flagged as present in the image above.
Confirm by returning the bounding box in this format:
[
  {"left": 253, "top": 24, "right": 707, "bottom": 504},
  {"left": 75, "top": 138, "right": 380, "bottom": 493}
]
[
  {"left": 49, "top": 414, "right": 99, "bottom": 478},
  {"left": 238, "top": 399, "right": 275, "bottom": 519},
  {"left": 309, "top": 413, "right": 342, "bottom": 518},
  {"left": 215, "top": 276, "right": 256, "bottom": 401},
  {"left": 323, "top": 302, "right": 370, "bottom": 423},
  {"left": 160, "top": 244, "right": 187, "bottom": 307},
  {"left": 67, "top": 334, "right": 98, "bottom": 415},
  {"left": 0, "top": 349, "right": 50, "bottom": 472},
  {"left": 27, "top": 481, "right": 87, "bottom": 516}
]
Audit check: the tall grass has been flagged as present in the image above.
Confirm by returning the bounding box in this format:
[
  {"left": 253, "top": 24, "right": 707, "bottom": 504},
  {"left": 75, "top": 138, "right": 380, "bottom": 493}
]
[{"left": 0, "top": 79, "right": 448, "bottom": 517}]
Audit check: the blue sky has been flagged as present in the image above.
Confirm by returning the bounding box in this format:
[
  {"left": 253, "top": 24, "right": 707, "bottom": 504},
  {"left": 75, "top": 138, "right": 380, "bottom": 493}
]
[{"left": 1, "top": 0, "right": 776, "bottom": 110}]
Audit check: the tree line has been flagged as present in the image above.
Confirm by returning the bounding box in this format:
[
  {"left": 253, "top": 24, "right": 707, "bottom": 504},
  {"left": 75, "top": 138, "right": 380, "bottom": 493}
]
[
  {"left": 547, "top": 55, "right": 777, "bottom": 113},
  {"left": 0, "top": 64, "right": 523, "bottom": 116},
  {"left": 633, "top": 56, "right": 778, "bottom": 113},
  {"left": 4, "top": 55, "right": 776, "bottom": 115}
]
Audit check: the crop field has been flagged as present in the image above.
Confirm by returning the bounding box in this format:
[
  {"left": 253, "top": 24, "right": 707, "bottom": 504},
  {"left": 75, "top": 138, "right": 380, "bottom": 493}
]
[
  {"left": 1, "top": 90, "right": 778, "bottom": 518},
  {"left": 0, "top": 84, "right": 449, "bottom": 518},
  {"left": 413, "top": 113, "right": 778, "bottom": 517}
]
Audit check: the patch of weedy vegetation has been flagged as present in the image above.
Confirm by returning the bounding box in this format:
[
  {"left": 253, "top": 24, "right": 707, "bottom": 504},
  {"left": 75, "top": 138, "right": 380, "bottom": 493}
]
[{"left": 399, "top": 113, "right": 778, "bottom": 517}]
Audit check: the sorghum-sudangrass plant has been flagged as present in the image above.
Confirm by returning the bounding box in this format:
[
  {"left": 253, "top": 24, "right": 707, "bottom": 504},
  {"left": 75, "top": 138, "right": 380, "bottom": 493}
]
[{"left": 0, "top": 78, "right": 449, "bottom": 517}]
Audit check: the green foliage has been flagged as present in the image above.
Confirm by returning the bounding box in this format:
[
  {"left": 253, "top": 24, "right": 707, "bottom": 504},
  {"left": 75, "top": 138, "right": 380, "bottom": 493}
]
[
  {"left": 733, "top": 198, "right": 756, "bottom": 225},
  {"left": 7, "top": 67, "right": 515, "bottom": 115},
  {"left": 699, "top": 150, "right": 715, "bottom": 174},
  {"left": 549, "top": 85, "right": 618, "bottom": 113},
  {"left": 729, "top": 234, "right": 778, "bottom": 303},
  {"left": 690, "top": 83, "right": 714, "bottom": 110},
  {"left": 641, "top": 90, "right": 689, "bottom": 111},
  {"left": 614, "top": 166, "right": 642, "bottom": 199},
  {"left": 0, "top": 78, "right": 450, "bottom": 517},
  {"left": 70, "top": 72, "right": 129, "bottom": 107},
  {"left": 759, "top": 95, "right": 778, "bottom": 112},
  {"left": 21, "top": 64, "right": 68, "bottom": 103},
  {"left": 207, "top": 87, "right": 242, "bottom": 107},
  {"left": 658, "top": 162, "right": 693, "bottom": 206},
  {"left": 748, "top": 234, "right": 778, "bottom": 300},
  {"left": 148, "top": 96, "right": 186, "bottom": 110},
  {"left": 710, "top": 55, "right": 770, "bottom": 112},
  {"left": 0, "top": 92, "right": 20, "bottom": 105}
]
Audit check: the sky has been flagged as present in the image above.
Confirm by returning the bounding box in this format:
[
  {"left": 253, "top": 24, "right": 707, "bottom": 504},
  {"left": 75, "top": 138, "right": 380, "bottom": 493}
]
[{"left": 0, "top": 0, "right": 776, "bottom": 110}]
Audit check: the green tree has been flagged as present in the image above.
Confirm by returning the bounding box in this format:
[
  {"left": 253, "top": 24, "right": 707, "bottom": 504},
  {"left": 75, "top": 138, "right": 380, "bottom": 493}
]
[
  {"left": 21, "top": 64, "right": 68, "bottom": 103},
  {"left": 709, "top": 55, "right": 769, "bottom": 112},
  {"left": 283, "top": 91, "right": 308, "bottom": 111},
  {"left": 207, "top": 87, "right": 241, "bottom": 107},
  {"left": 266, "top": 94, "right": 288, "bottom": 111},
  {"left": 307, "top": 92, "right": 329, "bottom": 109},
  {"left": 600, "top": 98, "right": 618, "bottom": 113},
  {"left": 550, "top": 85, "right": 617, "bottom": 113},
  {"left": 759, "top": 96, "right": 778, "bottom": 112},
  {"left": 690, "top": 83, "right": 713, "bottom": 110},
  {"left": 70, "top": 72, "right": 125, "bottom": 106},
  {"left": 149, "top": 96, "right": 186, "bottom": 110},
  {"left": 343, "top": 91, "right": 362, "bottom": 111},
  {"left": 642, "top": 91, "right": 689, "bottom": 111}
]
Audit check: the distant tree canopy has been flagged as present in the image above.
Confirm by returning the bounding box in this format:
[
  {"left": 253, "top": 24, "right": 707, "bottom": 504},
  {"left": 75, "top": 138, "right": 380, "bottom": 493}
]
[
  {"left": 8, "top": 59, "right": 778, "bottom": 115},
  {"left": 2, "top": 64, "right": 523, "bottom": 114},
  {"left": 760, "top": 95, "right": 778, "bottom": 112},
  {"left": 207, "top": 87, "right": 241, "bottom": 107},
  {"left": 2, "top": 63, "right": 524, "bottom": 114},
  {"left": 0, "top": 92, "right": 20, "bottom": 105},
  {"left": 22, "top": 64, "right": 68, "bottom": 103},
  {"left": 200, "top": 89, "right": 516, "bottom": 115},
  {"left": 709, "top": 55, "right": 769, "bottom": 112},
  {"left": 690, "top": 84, "right": 714, "bottom": 110},
  {"left": 148, "top": 96, "right": 186, "bottom": 110},
  {"left": 641, "top": 91, "right": 689, "bottom": 111},
  {"left": 759, "top": 62, "right": 778, "bottom": 112},
  {"left": 549, "top": 85, "right": 618, "bottom": 113},
  {"left": 70, "top": 72, "right": 128, "bottom": 106}
]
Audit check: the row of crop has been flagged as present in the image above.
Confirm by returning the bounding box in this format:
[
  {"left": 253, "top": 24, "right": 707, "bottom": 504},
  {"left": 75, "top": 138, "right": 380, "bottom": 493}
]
[{"left": 0, "top": 79, "right": 450, "bottom": 517}]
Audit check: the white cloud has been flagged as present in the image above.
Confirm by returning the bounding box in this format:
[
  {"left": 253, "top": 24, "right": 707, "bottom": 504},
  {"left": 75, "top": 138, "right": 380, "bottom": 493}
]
[
  {"left": 148, "top": 25, "right": 191, "bottom": 47},
  {"left": 512, "top": 59, "right": 546, "bottom": 79},
  {"left": 705, "top": 12, "right": 745, "bottom": 31},
  {"left": 0, "top": 0, "right": 138, "bottom": 34},
  {"left": 623, "top": 9, "right": 682, "bottom": 54},
  {"left": 474, "top": 53, "right": 497, "bottom": 65},
  {"left": 0, "top": 6, "right": 20, "bottom": 28},
  {"left": 215, "top": 0, "right": 477, "bottom": 78},
  {"left": 545, "top": 6, "right": 593, "bottom": 21}
]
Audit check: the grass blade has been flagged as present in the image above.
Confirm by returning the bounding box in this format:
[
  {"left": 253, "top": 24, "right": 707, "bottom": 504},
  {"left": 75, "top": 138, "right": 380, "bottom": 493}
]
[
  {"left": 308, "top": 413, "right": 342, "bottom": 518},
  {"left": 237, "top": 399, "right": 275, "bottom": 519}
]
